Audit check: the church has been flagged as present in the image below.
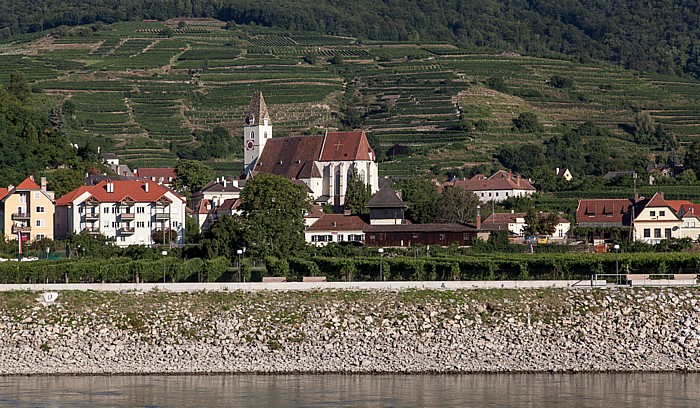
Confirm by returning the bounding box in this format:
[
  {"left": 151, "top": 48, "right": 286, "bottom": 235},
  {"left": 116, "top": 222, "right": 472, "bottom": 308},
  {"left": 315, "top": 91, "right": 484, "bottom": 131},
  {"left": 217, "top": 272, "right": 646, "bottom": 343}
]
[{"left": 243, "top": 91, "right": 379, "bottom": 206}]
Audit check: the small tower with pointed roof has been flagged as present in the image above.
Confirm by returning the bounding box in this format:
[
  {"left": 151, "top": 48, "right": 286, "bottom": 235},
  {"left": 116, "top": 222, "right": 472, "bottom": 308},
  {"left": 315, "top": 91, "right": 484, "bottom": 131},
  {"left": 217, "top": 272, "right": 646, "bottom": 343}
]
[{"left": 243, "top": 91, "right": 272, "bottom": 174}]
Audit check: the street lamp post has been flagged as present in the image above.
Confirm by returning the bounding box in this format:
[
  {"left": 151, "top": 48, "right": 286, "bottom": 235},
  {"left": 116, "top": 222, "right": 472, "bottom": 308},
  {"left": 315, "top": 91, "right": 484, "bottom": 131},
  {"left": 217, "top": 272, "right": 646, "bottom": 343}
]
[
  {"left": 613, "top": 244, "right": 620, "bottom": 284},
  {"left": 237, "top": 249, "right": 243, "bottom": 282},
  {"left": 378, "top": 248, "right": 384, "bottom": 281},
  {"left": 161, "top": 250, "right": 168, "bottom": 283}
]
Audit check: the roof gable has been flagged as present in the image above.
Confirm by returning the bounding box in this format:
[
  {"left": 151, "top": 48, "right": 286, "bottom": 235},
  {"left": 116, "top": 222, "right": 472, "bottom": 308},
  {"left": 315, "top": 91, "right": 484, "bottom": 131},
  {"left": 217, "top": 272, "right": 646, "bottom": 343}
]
[
  {"left": 256, "top": 136, "right": 324, "bottom": 179},
  {"left": 366, "top": 185, "right": 407, "bottom": 209},
  {"left": 320, "top": 131, "right": 375, "bottom": 162}
]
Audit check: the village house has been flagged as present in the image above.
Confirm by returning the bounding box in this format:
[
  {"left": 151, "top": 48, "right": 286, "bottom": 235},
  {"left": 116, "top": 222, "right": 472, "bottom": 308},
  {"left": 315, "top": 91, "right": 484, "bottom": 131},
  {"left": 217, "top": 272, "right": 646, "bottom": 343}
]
[
  {"left": 554, "top": 168, "right": 573, "bottom": 181},
  {"left": 440, "top": 170, "right": 536, "bottom": 203},
  {"left": 480, "top": 211, "right": 571, "bottom": 241},
  {"left": 189, "top": 177, "right": 244, "bottom": 232},
  {"left": 134, "top": 167, "right": 177, "bottom": 188},
  {"left": 576, "top": 193, "right": 694, "bottom": 244},
  {"left": 55, "top": 180, "right": 186, "bottom": 247},
  {"left": 0, "top": 176, "right": 55, "bottom": 242},
  {"left": 243, "top": 91, "right": 378, "bottom": 207},
  {"left": 305, "top": 213, "right": 368, "bottom": 246}
]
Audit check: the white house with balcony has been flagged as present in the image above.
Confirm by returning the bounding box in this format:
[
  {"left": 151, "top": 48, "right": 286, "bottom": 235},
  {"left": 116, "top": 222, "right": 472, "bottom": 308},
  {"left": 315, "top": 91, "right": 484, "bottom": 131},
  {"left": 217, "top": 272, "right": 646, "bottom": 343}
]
[{"left": 55, "top": 180, "right": 186, "bottom": 246}]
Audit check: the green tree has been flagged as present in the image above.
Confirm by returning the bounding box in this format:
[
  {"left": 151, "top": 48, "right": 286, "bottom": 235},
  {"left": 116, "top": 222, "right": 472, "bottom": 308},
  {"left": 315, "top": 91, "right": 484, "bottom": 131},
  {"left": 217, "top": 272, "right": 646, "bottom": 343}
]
[
  {"left": 173, "top": 160, "right": 214, "bottom": 194},
  {"left": 240, "top": 173, "right": 311, "bottom": 258},
  {"left": 435, "top": 186, "right": 479, "bottom": 224},
  {"left": 523, "top": 209, "right": 559, "bottom": 236},
  {"left": 185, "top": 215, "right": 201, "bottom": 244},
  {"left": 685, "top": 141, "right": 700, "bottom": 177},
  {"left": 344, "top": 169, "right": 371, "bottom": 214},
  {"left": 399, "top": 178, "right": 439, "bottom": 224},
  {"left": 46, "top": 168, "right": 84, "bottom": 197},
  {"left": 512, "top": 112, "right": 544, "bottom": 133},
  {"left": 5, "top": 71, "right": 30, "bottom": 102}
]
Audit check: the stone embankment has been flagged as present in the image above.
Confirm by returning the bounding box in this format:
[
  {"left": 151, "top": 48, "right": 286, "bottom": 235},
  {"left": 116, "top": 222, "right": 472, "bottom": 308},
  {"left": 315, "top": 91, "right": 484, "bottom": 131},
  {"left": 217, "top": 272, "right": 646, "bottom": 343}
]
[{"left": 1, "top": 287, "right": 699, "bottom": 375}]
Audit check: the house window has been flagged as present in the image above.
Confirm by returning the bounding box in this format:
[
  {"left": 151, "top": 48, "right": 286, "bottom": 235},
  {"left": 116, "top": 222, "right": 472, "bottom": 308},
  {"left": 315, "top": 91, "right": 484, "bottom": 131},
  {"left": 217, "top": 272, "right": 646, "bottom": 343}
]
[
  {"left": 644, "top": 229, "right": 650, "bottom": 238},
  {"left": 36, "top": 234, "right": 45, "bottom": 240},
  {"left": 35, "top": 219, "right": 44, "bottom": 227},
  {"left": 650, "top": 211, "right": 656, "bottom": 217},
  {"left": 558, "top": 230, "right": 563, "bottom": 237},
  {"left": 495, "top": 192, "right": 499, "bottom": 197},
  {"left": 120, "top": 237, "right": 126, "bottom": 242},
  {"left": 665, "top": 228, "right": 672, "bottom": 238},
  {"left": 693, "top": 222, "right": 697, "bottom": 228},
  {"left": 103, "top": 207, "right": 109, "bottom": 213},
  {"left": 172, "top": 221, "right": 179, "bottom": 228},
  {"left": 19, "top": 194, "right": 26, "bottom": 203},
  {"left": 78, "top": 206, "right": 84, "bottom": 214},
  {"left": 685, "top": 222, "right": 689, "bottom": 228},
  {"left": 34, "top": 192, "right": 40, "bottom": 199},
  {"left": 337, "top": 235, "right": 344, "bottom": 242},
  {"left": 463, "top": 233, "right": 470, "bottom": 240},
  {"left": 660, "top": 211, "right": 666, "bottom": 217},
  {"left": 35, "top": 206, "right": 44, "bottom": 213},
  {"left": 137, "top": 207, "right": 145, "bottom": 214},
  {"left": 654, "top": 228, "right": 661, "bottom": 238},
  {"left": 112, "top": 222, "right": 117, "bottom": 228},
  {"left": 137, "top": 222, "right": 145, "bottom": 228},
  {"left": 112, "top": 207, "right": 118, "bottom": 213}
]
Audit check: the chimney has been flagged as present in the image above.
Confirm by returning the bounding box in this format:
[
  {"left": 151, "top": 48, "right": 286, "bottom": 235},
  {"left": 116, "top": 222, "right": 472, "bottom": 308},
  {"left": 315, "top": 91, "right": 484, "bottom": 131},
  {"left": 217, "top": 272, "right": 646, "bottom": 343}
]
[
  {"left": 660, "top": 192, "right": 664, "bottom": 199},
  {"left": 332, "top": 221, "right": 337, "bottom": 227},
  {"left": 40, "top": 177, "right": 47, "bottom": 191},
  {"left": 517, "top": 174, "right": 521, "bottom": 186},
  {"left": 508, "top": 169, "right": 512, "bottom": 179},
  {"left": 223, "top": 179, "right": 227, "bottom": 188},
  {"left": 106, "top": 182, "right": 113, "bottom": 193},
  {"left": 144, "top": 182, "right": 149, "bottom": 193},
  {"left": 344, "top": 209, "right": 351, "bottom": 216},
  {"left": 555, "top": 167, "right": 559, "bottom": 175}
]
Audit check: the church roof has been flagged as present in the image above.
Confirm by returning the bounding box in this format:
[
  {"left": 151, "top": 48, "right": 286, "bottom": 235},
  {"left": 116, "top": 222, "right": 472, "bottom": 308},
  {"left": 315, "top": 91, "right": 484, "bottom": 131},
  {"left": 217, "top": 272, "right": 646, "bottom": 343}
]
[
  {"left": 320, "top": 131, "right": 375, "bottom": 162},
  {"left": 255, "top": 136, "right": 324, "bottom": 179},
  {"left": 246, "top": 91, "right": 270, "bottom": 125},
  {"left": 366, "top": 185, "right": 407, "bottom": 209}
]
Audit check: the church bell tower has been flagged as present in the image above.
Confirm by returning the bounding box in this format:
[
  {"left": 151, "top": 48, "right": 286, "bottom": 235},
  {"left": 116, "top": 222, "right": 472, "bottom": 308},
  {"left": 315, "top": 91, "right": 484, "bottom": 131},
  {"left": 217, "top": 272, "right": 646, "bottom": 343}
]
[{"left": 243, "top": 91, "right": 272, "bottom": 175}]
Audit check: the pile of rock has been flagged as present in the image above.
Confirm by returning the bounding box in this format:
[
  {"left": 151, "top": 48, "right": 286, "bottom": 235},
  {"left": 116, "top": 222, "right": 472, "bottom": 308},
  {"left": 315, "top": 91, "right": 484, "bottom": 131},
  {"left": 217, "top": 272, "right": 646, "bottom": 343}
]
[{"left": 1, "top": 288, "right": 699, "bottom": 374}]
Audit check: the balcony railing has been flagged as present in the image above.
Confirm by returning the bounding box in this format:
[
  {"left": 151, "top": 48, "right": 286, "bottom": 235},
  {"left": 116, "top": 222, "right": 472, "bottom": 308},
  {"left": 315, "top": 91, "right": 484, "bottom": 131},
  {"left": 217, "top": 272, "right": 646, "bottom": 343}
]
[
  {"left": 82, "top": 227, "right": 101, "bottom": 235},
  {"left": 120, "top": 213, "right": 135, "bottom": 220},
  {"left": 11, "top": 225, "right": 31, "bottom": 234},
  {"left": 118, "top": 227, "right": 135, "bottom": 235},
  {"left": 154, "top": 212, "right": 170, "bottom": 220},
  {"left": 84, "top": 213, "right": 100, "bottom": 221},
  {"left": 11, "top": 213, "right": 30, "bottom": 220}
]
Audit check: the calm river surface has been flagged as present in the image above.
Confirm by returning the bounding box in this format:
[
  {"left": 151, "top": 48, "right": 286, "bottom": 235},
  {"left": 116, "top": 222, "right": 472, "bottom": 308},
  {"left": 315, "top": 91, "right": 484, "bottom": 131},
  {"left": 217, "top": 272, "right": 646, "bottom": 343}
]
[{"left": 0, "top": 373, "right": 698, "bottom": 407}]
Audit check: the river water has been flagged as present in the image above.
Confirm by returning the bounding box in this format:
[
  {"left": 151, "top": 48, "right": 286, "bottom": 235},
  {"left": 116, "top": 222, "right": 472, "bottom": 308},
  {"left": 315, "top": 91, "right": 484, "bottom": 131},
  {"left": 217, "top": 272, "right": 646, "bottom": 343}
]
[{"left": 0, "top": 373, "right": 697, "bottom": 407}]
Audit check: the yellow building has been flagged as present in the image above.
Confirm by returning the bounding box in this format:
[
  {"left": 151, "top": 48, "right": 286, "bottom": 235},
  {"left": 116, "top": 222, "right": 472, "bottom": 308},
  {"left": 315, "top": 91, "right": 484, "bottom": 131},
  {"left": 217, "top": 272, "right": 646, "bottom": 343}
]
[{"left": 0, "top": 176, "right": 55, "bottom": 242}]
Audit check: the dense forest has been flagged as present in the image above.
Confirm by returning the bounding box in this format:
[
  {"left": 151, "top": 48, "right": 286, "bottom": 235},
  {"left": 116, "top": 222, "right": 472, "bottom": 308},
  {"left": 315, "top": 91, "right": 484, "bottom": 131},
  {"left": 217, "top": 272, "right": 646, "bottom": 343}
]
[{"left": 1, "top": 0, "right": 699, "bottom": 77}]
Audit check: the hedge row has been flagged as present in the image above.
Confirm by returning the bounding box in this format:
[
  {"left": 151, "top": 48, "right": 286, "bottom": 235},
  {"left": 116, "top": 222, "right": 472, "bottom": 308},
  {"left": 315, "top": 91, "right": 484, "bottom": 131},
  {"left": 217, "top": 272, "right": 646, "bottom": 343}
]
[
  {"left": 283, "top": 252, "right": 700, "bottom": 281},
  {"left": 0, "top": 257, "right": 231, "bottom": 284}
]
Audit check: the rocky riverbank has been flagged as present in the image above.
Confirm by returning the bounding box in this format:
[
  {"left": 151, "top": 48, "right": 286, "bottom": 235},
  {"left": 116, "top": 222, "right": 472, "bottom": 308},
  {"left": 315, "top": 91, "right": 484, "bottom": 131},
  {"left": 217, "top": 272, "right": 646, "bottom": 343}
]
[{"left": 1, "top": 287, "right": 699, "bottom": 375}]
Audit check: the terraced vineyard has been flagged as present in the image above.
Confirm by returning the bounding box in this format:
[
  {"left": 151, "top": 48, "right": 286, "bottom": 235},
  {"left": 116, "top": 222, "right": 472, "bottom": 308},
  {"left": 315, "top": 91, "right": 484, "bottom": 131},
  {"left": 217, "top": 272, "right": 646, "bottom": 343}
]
[{"left": 1, "top": 19, "right": 700, "bottom": 176}]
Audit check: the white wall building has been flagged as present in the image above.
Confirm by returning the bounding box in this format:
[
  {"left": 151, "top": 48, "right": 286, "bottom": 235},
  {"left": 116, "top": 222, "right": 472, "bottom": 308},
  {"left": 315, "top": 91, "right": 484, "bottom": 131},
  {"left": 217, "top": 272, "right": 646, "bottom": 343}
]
[{"left": 55, "top": 180, "right": 186, "bottom": 247}]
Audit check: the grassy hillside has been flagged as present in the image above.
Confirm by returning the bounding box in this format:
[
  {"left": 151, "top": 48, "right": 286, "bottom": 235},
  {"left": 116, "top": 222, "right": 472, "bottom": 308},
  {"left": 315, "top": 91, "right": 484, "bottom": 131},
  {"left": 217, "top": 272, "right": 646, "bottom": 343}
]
[{"left": 1, "top": 19, "right": 699, "bottom": 177}]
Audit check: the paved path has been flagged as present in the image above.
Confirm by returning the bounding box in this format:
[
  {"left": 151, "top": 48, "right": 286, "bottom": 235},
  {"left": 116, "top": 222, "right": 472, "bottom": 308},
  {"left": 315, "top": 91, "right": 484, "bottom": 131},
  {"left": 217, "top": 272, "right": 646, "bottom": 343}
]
[{"left": 0, "top": 280, "right": 606, "bottom": 292}]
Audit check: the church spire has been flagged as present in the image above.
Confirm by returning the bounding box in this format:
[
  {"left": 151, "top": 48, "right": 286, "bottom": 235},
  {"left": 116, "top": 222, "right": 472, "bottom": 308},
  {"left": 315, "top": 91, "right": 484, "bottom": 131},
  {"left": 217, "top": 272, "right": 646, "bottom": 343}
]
[{"left": 246, "top": 91, "right": 270, "bottom": 126}]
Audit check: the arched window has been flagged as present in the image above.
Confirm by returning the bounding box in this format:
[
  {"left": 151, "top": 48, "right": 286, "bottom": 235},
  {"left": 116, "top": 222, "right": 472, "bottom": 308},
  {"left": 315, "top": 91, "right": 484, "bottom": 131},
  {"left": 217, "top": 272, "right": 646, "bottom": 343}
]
[
  {"left": 359, "top": 169, "right": 366, "bottom": 183},
  {"left": 264, "top": 132, "right": 268, "bottom": 138},
  {"left": 250, "top": 131, "right": 255, "bottom": 140}
]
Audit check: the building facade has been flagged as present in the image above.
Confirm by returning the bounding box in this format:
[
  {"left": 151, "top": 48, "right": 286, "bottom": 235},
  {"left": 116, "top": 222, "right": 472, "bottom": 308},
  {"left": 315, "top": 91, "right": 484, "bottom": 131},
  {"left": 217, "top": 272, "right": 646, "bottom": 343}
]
[
  {"left": 55, "top": 180, "right": 186, "bottom": 247},
  {"left": 440, "top": 170, "right": 536, "bottom": 203},
  {"left": 0, "top": 177, "right": 55, "bottom": 242},
  {"left": 243, "top": 91, "right": 379, "bottom": 207}
]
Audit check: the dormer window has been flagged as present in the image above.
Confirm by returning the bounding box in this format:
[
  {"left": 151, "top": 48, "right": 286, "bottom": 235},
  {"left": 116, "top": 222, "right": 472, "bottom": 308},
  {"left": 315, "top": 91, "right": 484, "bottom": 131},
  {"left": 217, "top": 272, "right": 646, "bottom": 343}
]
[
  {"left": 650, "top": 211, "right": 656, "bottom": 216},
  {"left": 660, "top": 211, "right": 666, "bottom": 217}
]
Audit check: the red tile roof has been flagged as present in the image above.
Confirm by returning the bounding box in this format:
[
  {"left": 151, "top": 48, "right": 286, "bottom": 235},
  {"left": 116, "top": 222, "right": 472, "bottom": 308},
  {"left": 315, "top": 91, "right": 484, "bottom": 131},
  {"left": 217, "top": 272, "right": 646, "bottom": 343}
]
[
  {"left": 306, "top": 214, "right": 369, "bottom": 231},
  {"left": 0, "top": 188, "right": 9, "bottom": 201},
  {"left": 441, "top": 170, "right": 535, "bottom": 193},
  {"left": 576, "top": 199, "right": 632, "bottom": 224},
  {"left": 136, "top": 167, "right": 176, "bottom": 182},
  {"left": 319, "top": 131, "right": 375, "bottom": 162},
  {"left": 645, "top": 192, "right": 671, "bottom": 208},
  {"left": 255, "top": 135, "right": 324, "bottom": 179},
  {"left": 15, "top": 177, "right": 41, "bottom": 190},
  {"left": 55, "top": 180, "right": 184, "bottom": 206}
]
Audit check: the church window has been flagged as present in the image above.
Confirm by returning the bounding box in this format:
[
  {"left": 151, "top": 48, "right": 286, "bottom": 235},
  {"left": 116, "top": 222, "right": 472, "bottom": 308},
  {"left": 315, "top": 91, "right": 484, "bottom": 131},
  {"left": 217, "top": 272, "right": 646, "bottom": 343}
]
[{"left": 250, "top": 131, "right": 254, "bottom": 140}]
